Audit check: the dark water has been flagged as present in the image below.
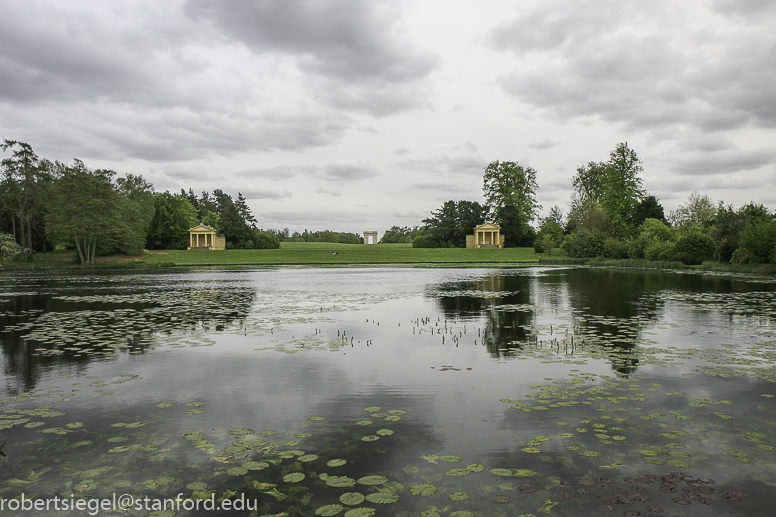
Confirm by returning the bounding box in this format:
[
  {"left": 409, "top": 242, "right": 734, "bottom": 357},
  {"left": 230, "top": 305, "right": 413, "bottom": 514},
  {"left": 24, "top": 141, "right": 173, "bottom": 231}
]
[{"left": 1, "top": 266, "right": 775, "bottom": 516}]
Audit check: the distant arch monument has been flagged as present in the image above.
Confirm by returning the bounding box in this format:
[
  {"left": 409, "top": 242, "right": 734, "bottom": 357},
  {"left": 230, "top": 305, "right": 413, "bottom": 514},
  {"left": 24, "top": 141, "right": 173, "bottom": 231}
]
[
  {"left": 466, "top": 223, "right": 504, "bottom": 248},
  {"left": 364, "top": 231, "right": 378, "bottom": 245}
]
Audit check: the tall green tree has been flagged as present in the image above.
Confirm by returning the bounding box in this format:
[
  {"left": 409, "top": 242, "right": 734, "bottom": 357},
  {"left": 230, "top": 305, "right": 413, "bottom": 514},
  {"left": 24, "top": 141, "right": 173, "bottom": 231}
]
[
  {"left": 114, "top": 174, "right": 155, "bottom": 255},
  {"left": 146, "top": 192, "right": 198, "bottom": 249},
  {"left": 570, "top": 161, "right": 608, "bottom": 208},
  {"left": 482, "top": 161, "right": 540, "bottom": 246},
  {"left": 46, "top": 160, "right": 127, "bottom": 264},
  {"left": 1, "top": 140, "right": 50, "bottom": 256},
  {"left": 600, "top": 142, "right": 645, "bottom": 233},
  {"left": 421, "top": 200, "right": 490, "bottom": 247}
]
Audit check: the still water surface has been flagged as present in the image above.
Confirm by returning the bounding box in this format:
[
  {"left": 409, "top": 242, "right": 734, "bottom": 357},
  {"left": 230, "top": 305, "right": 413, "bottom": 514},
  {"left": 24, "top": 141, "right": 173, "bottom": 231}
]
[{"left": 1, "top": 266, "right": 776, "bottom": 516}]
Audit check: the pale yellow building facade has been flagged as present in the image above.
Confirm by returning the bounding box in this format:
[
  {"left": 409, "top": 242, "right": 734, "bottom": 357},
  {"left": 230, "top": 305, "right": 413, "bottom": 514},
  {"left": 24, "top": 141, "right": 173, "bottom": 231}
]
[
  {"left": 466, "top": 223, "right": 505, "bottom": 248},
  {"left": 187, "top": 224, "right": 226, "bottom": 250}
]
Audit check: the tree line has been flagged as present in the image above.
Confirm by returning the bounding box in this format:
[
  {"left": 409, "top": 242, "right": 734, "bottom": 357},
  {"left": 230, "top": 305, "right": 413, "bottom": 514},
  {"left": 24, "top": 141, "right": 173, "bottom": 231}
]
[
  {"left": 0, "top": 140, "right": 280, "bottom": 264},
  {"left": 399, "top": 159, "right": 541, "bottom": 248},
  {"left": 388, "top": 141, "right": 776, "bottom": 266}
]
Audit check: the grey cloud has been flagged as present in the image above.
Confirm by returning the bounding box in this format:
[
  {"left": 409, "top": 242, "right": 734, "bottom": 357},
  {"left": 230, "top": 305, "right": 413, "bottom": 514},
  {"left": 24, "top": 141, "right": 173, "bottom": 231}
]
[
  {"left": 489, "top": 1, "right": 776, "bottom": 134},
  {"left": 396, "top": 155, "right": 485, "bottom": 175},
  {"left": 322, "top": 161, "right": 380, "bottom": 182},
  {"left": 314, "top": 188, "right": 343, "bottom": 197},
  {"left": 393, "top": 148, "right": 411, "bottom": 156},
  {"left": 234, "top": 164, "right": 320, "bottom": 179},
  {"left": 184, "top": 0, "right": 440, "bottom": 116},
  {"left": 392, "top": 210, "right": 426, "bottom": 219},
  {"left": 260, "top": 209, "right": 370, "bottom": 228},
  {"left": 238, "top": 186, "right": 293, "bottom": 200},
  {"left": 0, "top": 2, "right": 356, "bottom": 161},
  {"left": 669, "top": 148, "right": 775, "bottom": 175},
  {"left": 527, "top": 139, "right": 558, "bottom": 150},
  {"left": 410, "top": 181, "right": 475, "bottom": 198}
]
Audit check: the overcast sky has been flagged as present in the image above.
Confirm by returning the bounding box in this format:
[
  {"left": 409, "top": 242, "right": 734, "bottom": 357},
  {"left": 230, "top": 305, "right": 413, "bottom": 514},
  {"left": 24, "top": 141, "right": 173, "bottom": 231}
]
[{"left": 1, "top": 0, "right": 774, "bottom": 236}]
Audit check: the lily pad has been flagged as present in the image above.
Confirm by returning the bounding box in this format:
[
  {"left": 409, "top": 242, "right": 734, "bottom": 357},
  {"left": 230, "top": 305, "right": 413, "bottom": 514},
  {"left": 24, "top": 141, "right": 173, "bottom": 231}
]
[
  {"left": 409, "top": 483, "right": 438, "bottom": 496},
  {"left": 283, "top": 472, "right": 305, "bottom": 483},
  {"left": 340, "top": 492, "right": 365, "bottom": 505},
  {"left": 357, "top": 475, "right": 387, "bottom": 485},
  {"left": 365, "top": 492, "right": 399, "bottom": 504},
  {"left": 449, "top": 491, "right": 470, "bottom": 501},
  {"left": 439, "top": 455, "right": 462, "bottom": 463},
  {"left": 243, "top": 461, "right": 269, "bottom": 470},
  {"left": 326, "top": 476, "right": 357, "bottom": 488},
  {"left": 229, "top": 428, "right": 255, "bottom": 435},
  {"left": 444, "top": 468, "right": 470, "bottom": 477},
  {"left": 327, "top": 459, "right": 347, "bottom": 467},
  {"left": 315, "top": 504, "right": 344, "bottom": 516},
  {"left": 344, "top": 509, "right": 375, "bottom": 517}
]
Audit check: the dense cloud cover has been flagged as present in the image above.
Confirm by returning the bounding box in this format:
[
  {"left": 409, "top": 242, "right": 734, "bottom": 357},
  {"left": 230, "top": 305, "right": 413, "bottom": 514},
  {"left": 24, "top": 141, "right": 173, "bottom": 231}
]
[{"left": 1, "top": 0, "right": 773, "bottom": 233}]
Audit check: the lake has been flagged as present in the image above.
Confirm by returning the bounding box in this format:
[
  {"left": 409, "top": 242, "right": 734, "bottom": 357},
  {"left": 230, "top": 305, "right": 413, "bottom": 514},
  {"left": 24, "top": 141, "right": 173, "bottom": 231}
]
[{"left": 1, "top": 266, "right": 775, "bottom": 516}]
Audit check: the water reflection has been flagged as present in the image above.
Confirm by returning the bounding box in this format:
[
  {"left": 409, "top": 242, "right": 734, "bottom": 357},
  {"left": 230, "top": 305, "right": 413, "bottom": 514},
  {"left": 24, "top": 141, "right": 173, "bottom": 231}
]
[
  {"left": 0, "top": 274, "right": 256, "bottom": 394},
  {"left": 2, "top": 267, "right": 776, "bottom": 516}
]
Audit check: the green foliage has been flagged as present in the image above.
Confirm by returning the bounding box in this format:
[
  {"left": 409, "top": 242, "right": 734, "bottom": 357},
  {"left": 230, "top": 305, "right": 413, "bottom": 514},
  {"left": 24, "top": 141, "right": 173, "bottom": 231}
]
[
  {"left": 633, "top": 195, "right": 667, "bottom": 227},
  {"left": 483, "top": 161, "right": 539, "bottom": 242},
  {"left": 600, "top": 143, "right": 645, "bottom": 233},
  {"left": 669, "top": 192, "right": 715, "bottom": 229},
  {"left": 1, "top": 140, "right": 50, "bottom": 255},
  {"left": 146, "top": 192, "right": 198, "bottom": 249},
  {"left": 113, "top": 174, "right": 155, "bottom": 255},
  {"left": 571, "top": 161, "right": 607, "bottom": 205},
  {"left": 0, "top": 232, "right": 20, "bottom": 264},
  {"left": 672, "top": 228, "right": 716, "bottom": 265},
  {"left": 292, "top": 229, "right": 363, "bottom": 244},
  {"left": 422, "top": 200, "right": 490, "bottom": 247},
  {"left": 737, "top": 219, "right": 776, "bottom": 264},
  {"left": 412, "top": 235, "right": 435, "bottom": 248},
  {"left": 603, "top": 237, "right": 629, "bottom": 259},
  {"left": 251, "top": 230, "right": 281, "bottom": 249},
  {"left": 566, "top": 199, "right": 614, "bottom": 236},
  {"left": 628, "top": 218, "right": 677, "bottom": 259},
  {"left": 380, "top": 225, "right": 424, "bottom": 244},
  {"left": 644, "top": 240, "right": 677, "bottom": 262},
  {"left": 45, "top": 161, "right": 129, "bottom": 264},
  {"left": 499, "top": 204, "right": 536, "bottom": 247},
  {"left": 534, "top": 221, "right": 563, "bottom": 254},
  {"left": 569, "top": 143, "right": 644, "bottom": 237},
  {"left": 710, "top": 202, "right": 772, "bottom": 263},
  {"left": 562, "top": 229, "right": 607, "bottom": 258}
]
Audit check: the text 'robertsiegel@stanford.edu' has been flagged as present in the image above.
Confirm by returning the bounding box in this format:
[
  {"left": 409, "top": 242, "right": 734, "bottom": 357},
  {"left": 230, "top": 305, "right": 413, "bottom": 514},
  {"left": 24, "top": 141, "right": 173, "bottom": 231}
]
[{"left": 0, "top": 493, "right": 259, "bottom": 515}]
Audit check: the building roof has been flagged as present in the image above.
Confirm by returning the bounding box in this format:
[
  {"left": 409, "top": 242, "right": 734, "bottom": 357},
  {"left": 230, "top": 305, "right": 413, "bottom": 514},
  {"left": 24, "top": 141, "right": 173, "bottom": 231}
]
[
  {"left": 473, "top": 222, "right": 501, "bottom": 230},
  {"left": 189, "top": 224, "right": 218, "bottom": 232}
]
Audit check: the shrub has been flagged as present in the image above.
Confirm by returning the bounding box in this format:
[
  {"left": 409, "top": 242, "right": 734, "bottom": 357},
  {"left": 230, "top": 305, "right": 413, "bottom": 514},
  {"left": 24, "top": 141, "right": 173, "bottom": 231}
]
[
  {"left": 603, "top": 237, "right": 628, "bottom": 259},
  {"left": 412, "top": 235, "right": 435, "bottom": 248},
  {"left": 0, "top": 233, "right": 20, "bottom": 265},
  {"left": 738, "top": 220, "right": 776, "bottom": 264},
  {"left": 644, "top": 240, "right": 676, "bottom": 262},
  {"left": 672, "top": 230, "right": 716, "bottom": 265},
  {"left": 534, "top": 221, "right": 564, "bottom": 254},
  {"left": 565, "top": 229, "right": 606, "bottom": 258},
  {"left": 253, "top": 231, "right": 281, "bottom": 249}
]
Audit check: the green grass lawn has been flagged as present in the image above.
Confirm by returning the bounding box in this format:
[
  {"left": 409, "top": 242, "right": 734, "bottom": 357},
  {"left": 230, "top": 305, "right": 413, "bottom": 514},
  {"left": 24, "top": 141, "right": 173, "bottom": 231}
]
[{"left": 141, "top": 242, "right": 543, "bottom": 266}]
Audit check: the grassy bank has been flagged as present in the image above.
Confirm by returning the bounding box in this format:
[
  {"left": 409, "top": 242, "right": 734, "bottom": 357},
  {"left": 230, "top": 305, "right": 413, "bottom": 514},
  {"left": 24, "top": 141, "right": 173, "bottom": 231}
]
[
  {"left": 4, "top": 243, "right": 544, "bottom": 268},
  {"left": 141, "top": 242, "right": 542, "bottom": 266}
]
